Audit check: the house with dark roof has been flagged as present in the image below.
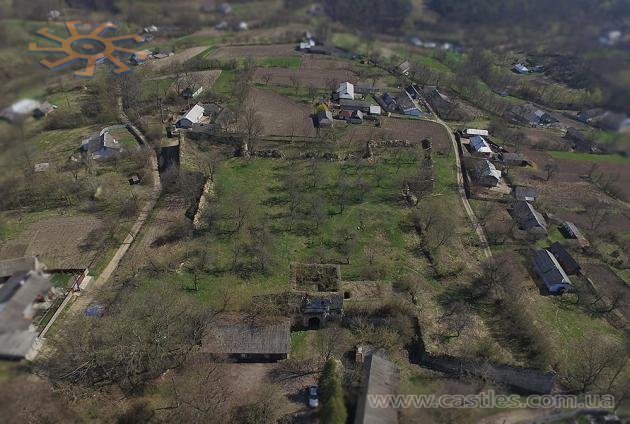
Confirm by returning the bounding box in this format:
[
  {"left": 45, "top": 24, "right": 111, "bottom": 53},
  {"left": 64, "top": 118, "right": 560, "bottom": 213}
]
[
  {"left": 577, "top": 108, "right": 606, "bottom": 124},
  {"left": 0, "top": 257, "right": 42, "bottom": 283},
  {"left": 423, "top": 86, "right": 454, "bottom": 111},
  {"left": 0, "top": 269, "right": 52, "bottom": 359},
  {"left": 565, "top": 128, "right": 593, "bottom": 153},
  {"left": 510, "top": 103, "right": 558, "bottom": 127},
  {"left": 559, "top": 221, "right": 589, "bottom": 248},
  {"left": 513, "top": 186, "right": 538, "bottom": 202},
  {"left": 200, "top": 316, "right": 291, "bottom": 362},
  {"left": 396, "top": 60, "right": 411, "bottom": 76},
  {"left": 340, "top": 99, "right": 379, "bottom": 114},
  {"left": 468, "top": 135, "right": 493, "bottom": 156},
  {"left": 595, "top": 111, "right": 630, "bottom": 133},
  {"left": 548, "top": 242, "right": 581, "bottom": 275},
  {"left": 532, "top": 249, "right": 573, "bottom": 294},
  {"left": 499, "top": 152, "right": 530, "bottom": 166},
  {"left": 376, "top": 92, "right": 397, "bottom": 113},
  {"left": 512, "top": 201, "right": 547, "bottom": 234},
  {"left": 316, "top": 109, "right": 333, "bottom": 127},
  {"left": 79, "top": 127, "right": 123, "bottom": 160},
  {"left": 396, "top": 91, "right": 421, "bottom": 117},
  {"left": 473, "top": 160, "right": 502, "bottom": 187},
  {"left": 354, "top": 354, "right": 399, "bottom": 424}
]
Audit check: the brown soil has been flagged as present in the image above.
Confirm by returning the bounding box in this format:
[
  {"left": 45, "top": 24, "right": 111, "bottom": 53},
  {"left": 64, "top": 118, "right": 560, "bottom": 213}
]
[{"left": 247, "top": 87, "right": 317, "bottom": 138}]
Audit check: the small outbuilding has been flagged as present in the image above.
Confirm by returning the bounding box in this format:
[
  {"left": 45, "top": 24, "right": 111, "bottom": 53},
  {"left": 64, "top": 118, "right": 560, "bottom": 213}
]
[
  {"left": 513, "top": 186, "right": 538, "bottom": 202},
  {"left": 499, "top": 152, "right": 530, "bottom": 166},
  {"left": 559, "top": 221, "right": 589, "bottom": 248},
  {"left": 316, "top": 109, "right": 334, "bottom": 127}
]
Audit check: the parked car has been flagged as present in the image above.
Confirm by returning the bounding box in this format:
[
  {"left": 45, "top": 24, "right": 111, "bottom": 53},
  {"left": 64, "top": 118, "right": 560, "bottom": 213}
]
[{"left": 308, "top": 385, "right": 319, "bottom": 408}]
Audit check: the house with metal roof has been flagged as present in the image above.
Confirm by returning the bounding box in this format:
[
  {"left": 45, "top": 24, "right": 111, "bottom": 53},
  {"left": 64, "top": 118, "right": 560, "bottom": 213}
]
[
  {"left": 0, "top": 269, "right": 52, "bottom": 359},
  {"left": 532, "top": 249, "right": 573, "bottom": 294},
  {"left": 336, "top": 82, "right": 355, "bottom": 100},
  {"left": 513, "top": 63, "right": 530, "bottom": 74},
  {"left": 559, "top": 221, "right": 589, "bottom": 248},
  {"left": 463, "top": 128, "right": 489, "bottom": 137},
  {"left": 512, "top": 201, "right": 547, "bottom": 234},
  {"left": 469, "top": 135, "right": 493, "bottom": 156},
  {"left": 176, "top": 103, "right": 205, "bottom": 128},
  {"left": 396, "top": 91, "right": 421, "bottom": 117},
  {"left": 316, "top": 109, "right": 333, "bottom": 127},
  {"left": 473, "top": 160, "right": 502, "bottom": 187},
  {"left": 354, "top": 354, "right": 399, "bottom": 424}
]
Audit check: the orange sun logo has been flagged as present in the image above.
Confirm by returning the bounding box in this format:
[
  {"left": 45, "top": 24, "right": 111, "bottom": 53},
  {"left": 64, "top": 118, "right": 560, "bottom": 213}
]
[{"left": 28, "top": 21, "right": 145, "bottom": 77}]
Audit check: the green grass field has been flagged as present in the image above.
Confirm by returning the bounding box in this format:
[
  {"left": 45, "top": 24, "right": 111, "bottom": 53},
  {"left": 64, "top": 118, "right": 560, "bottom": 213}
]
[
  {"left": 548, "top": 150, "right": 630, "bottom": 164},
  {"left": 257, "top": 56, "right": 301, "bottom": 69}
]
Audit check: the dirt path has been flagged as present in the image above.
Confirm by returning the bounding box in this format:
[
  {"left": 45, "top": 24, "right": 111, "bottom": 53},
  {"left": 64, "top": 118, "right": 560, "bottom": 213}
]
[
  {"left": 422, "top": 103, "right": 492, "bottom": 259},
  {"left": 35, "top": 103, "right": 162, "bottom": 347}
]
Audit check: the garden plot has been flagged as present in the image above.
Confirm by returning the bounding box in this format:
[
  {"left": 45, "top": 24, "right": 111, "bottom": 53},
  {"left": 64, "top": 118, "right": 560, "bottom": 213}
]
[{"left": 0, "top": 215, "right": 103, "bottom": 270}]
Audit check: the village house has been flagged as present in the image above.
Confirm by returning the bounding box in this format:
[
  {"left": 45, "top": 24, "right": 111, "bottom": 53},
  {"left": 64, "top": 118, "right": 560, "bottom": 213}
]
[
  {"left": 513, "top": 186, "right": 538, "bottom": 202},
  {"left": 354, "top": 353, "right": 399, "bottom": 424},
  {"left": 577, "top": 108, "right": 606, "bottom": 124},
  {"left": 200, "top": 316, "right": 291, "bottom": 362},
  {"left": 79, "top": 128, "right": 123, "bottom": 160},
  {"left": 176, "top": 103, "right": 205, "bottom": 128},
  {"left": 354, "top": 84, "right": 378, "bottom": 95},
  {"left": 473, "top": 159, "right": 502, "bottom": 187},
  {"left": 0, "top": 260, "right": 52, "bottom": 359},
  {"left": 336, "top": 82, "right": 355, "bottom": 100},
  {"left": 423, "top": 86, "right": 452, "bottom": 108},
  {"left": 0, "top": 99, "right": 56, "bottom": 123},
  {"left": 565, "top": 128, "right": 594, "bottom": 153},
  {"left": 512, "top": 200, "right": 547, "bottom": 234},
  {"left": 559, "top": 221, "right": 590, "bottom": 248},
  {"left": 532, "top": 249, "right": 574, "bottom": 295},
  {"left": 376, "top": 92, "right": 397, "bottom": 113},
  {"left": 339, "top": 99, "right": 381, "bottom": 115},
  {"left": 396, "top": 60, "right": 412, "bottom": 76},
  {"left": 512, "top": 63, "right": 530, "bottom": 74},
  {"left": 510, "top": 103, "right": 559, "bottom": 127},
  {"left": 338, "top": 109, "right": 364, "bottom": 124},
  {"left": 316, "top": 109, "right": 334, "bottom": 127},
  {"left": 499, "top": 152, "right": 530, "bottom": 166},
  {"left": 595, "top": 111, "right": 630, "bottom": 133},
  {"left": 396, "top": 91, "right": 421, "bottom": 117},
  {"left": 548, "top": 242, "right": 581, "bottom": 275},
  {"left": 468, "top": 135, "right": 493, "bottom": 156}
]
